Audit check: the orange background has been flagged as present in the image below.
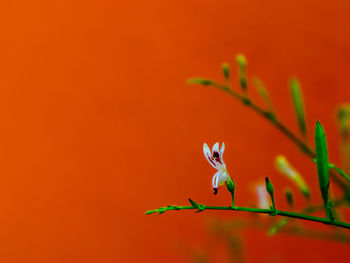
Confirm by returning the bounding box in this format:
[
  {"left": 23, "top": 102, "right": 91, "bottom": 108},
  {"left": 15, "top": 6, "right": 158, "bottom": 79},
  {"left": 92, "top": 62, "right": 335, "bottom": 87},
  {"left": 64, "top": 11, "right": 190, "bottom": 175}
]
[{"left": 0, "top": 0, "right": 349, "bottom": 262}]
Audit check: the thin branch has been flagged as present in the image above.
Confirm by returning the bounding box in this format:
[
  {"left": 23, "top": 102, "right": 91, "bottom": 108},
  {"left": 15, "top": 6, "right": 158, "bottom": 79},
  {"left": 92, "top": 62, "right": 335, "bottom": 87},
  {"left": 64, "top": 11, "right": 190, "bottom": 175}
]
[
  {"left": 146, "top": 204, "right": 350, "bottom": 230},
  {"left": 269, "top": 198, "right": 349, "bottom": 234}
]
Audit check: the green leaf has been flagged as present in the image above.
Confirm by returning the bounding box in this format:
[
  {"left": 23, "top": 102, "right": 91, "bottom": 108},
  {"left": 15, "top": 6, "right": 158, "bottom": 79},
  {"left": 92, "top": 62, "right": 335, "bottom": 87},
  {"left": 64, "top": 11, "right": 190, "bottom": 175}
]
[
  {"left": 188, "top": 198, "right": 206, "bottom": 212},
  {"left": 290, "top": 78, "right": 307, "bottom": 136},
  {"left": 315, "top": 121, "right": 331, "bottom": 219},
  {"left": 188, "top": 198, "right": 199, "bottom": 208}
]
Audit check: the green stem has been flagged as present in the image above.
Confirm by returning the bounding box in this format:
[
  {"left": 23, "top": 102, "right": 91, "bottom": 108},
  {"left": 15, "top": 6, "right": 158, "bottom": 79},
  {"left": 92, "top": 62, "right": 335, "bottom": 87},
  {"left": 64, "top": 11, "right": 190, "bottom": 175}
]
[
  {"left": 231, "top": 194, "right": 236, "bottom": 209},
  {"left": 212, "top": 83, "right": 349, "bottom": 191},
  {"left": 329, "top": 163, "right": 350, "bottom": 184},
  {"left": 271, "top": 193, "right": 276, "bottom": 213},
  {"left": 311, "top": 159, "right": 350, "bottom": 185},
  {"left": 269, "top": 195, "right": 349, "bottom": 234},
  {"left": 146, "top": 204, "right": 350, "bottom": 230}
]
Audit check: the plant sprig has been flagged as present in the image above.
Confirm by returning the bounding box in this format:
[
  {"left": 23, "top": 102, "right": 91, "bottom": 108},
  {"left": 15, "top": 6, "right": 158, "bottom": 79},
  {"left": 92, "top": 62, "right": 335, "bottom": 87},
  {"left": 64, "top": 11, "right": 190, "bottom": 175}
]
[{"left": 147, "top": 55, "right": 350, "bottom": 234}]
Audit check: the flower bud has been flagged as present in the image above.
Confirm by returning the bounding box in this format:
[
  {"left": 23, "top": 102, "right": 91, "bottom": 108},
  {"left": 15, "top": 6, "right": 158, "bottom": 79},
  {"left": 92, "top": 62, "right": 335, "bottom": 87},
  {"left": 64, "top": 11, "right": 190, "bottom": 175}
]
[
  {"left": 225, "top": 176, "right": 235, "bottom": 194},
  {"left": 221, "top": 63, "right": 230, "bottom": 81},
  {"left": 285, "top": 188, "right": 294, "bottom": 208},
  {"left": 265, "top": 177, "right": 274, "bottom": 195},
  {"left": 236, "top": 54, "right": 247, "bottom": 91}
]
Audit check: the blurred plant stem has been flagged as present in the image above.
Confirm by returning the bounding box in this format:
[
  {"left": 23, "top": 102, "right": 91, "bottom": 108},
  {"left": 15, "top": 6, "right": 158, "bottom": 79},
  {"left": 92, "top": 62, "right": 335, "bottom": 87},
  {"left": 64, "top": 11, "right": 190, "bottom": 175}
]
[{"left": 209, "top": 218, "right": 350, "bottom": 244}]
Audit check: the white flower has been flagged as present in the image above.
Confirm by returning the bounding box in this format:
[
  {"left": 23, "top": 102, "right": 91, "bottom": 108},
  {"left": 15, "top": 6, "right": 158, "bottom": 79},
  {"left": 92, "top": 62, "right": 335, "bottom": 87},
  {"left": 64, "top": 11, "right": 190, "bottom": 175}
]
[{"left": 203, "top": 142, "right": 229, "bottom": 194}]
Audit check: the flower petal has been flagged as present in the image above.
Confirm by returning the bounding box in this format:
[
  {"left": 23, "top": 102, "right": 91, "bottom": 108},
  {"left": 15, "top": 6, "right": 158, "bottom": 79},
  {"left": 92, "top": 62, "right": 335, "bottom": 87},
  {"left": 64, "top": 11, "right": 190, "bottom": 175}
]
[
  {"left": 212, "top": 142, "right": 220, "bottom": 155},
  {"left": 219, "top": 142, "right": 225, "bottom": 158},
  {"left": 218, "top": 172, "right": 228, "bottom": 186},
  {"left": 212, "top": 171, "right": 220, "bottom": 188},
  {"left": 203, "top": 143, "right": 217, "bottom": 168}
]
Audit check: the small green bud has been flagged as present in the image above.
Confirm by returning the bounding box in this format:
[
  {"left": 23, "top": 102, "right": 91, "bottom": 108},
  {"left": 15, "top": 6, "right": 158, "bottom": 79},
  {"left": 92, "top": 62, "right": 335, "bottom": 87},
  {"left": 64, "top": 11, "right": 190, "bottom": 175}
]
[
  {"left": 187, "top": 78, "right": 213, "bottom": 86},
  {"left": 236, "top": 54, "right": 247, "bottom": 68},
  {"left": 221, "top": 63, "right": 230, "bottom": 80},
  {"left": 236, "top": 54, "right": 247, "bottom": 91},
  {"left": 265, "top": 177, "right": 274, "bottom": 195},
  {"left": 240, "top": 78, "right": 247, "bottom": 91},
  {"left": 265, "top": 177, "right": 276, "bottom": 213},
  {"left": 225, "top": 177, "right": 235, "bottom": 194},
  {"left": 285, "top": 188, "right": 294, "bottom": 207}
]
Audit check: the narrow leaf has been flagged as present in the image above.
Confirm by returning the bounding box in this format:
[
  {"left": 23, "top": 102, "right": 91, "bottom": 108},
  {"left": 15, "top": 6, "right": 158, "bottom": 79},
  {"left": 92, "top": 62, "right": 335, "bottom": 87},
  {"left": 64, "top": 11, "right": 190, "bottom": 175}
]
[
  {"left": 290, "top": 78, "right": 307, "bottom": 136},
  {"left": 188, "top": 198, "right": 199, "bottom": 209}
]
